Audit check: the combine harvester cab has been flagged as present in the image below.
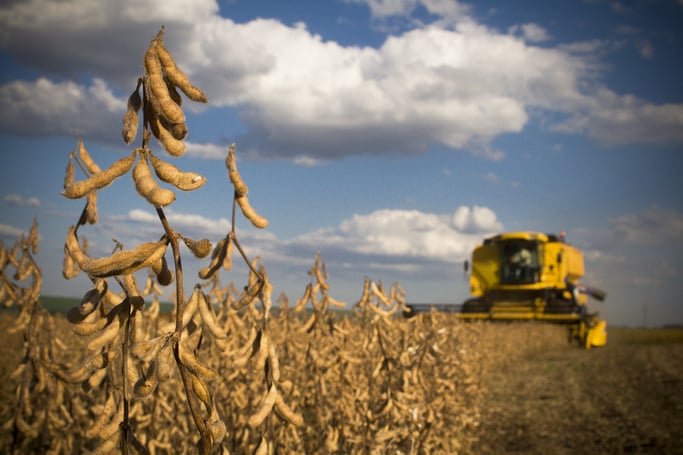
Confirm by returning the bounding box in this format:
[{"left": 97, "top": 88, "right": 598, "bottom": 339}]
[{"left": 406, "top": 232, "right": 607, "bottom": 349}]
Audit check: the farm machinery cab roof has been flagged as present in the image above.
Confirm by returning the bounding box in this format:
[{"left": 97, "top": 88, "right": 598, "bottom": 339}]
[{"left": 404, "top": 231, "right": 607, "bottom": 349}]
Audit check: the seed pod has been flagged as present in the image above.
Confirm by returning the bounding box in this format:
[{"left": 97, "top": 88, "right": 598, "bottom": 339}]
[
  {"left": 313, "top": 265, "right": 330, "bottom": 290},
  {"left": 82, "top": 364, "right": 108, "bottom": 393},
  {"left": 62, "top": 244, "right": 78, "bottom": 279},
  {"left": 87, "top": 308, "right": 125, "bottom": 351},
  {"left": 248, "top": 384, "right": 278, "bottom": 428},
  {"left": 252, "top": 331, "right": 269, "bottom": 372},
  {"left": 180, "top": 288, "right": 200, "bottom": 329},
  {"left": 85, "top": 191, "right": 98, "bottom": 224},
  {"left": 177, "top": 341, "right": 217, "bottom": 380},
  {"left": 182, "top": 237, "right": 212, "bottom": 259},
  {"left": 145, "top": 99, "right": 186, "bottom": 157},
  {"left": 122, "top": 87, "right": 142, "bottom": 144},
  {"left": 156, "top": 342, "right": 175, "bottom": 382},
  {"left": 64, "top": 154, "right": 75, "bottom": 189},
  {"left": 131, "top": 335, "right": 167, "bottom": 361},
  {"left": 207, "top": 418, "right": 226, "bottom": 446},
  {"left": 222, "top": 236, "right": 235, "bottom": 271},
  {"left": 299, "top": 312, "right": 316, "bottom": 334},
  {"left": 160, "top": 113, "right": 188, "bottom": 141},
  {"left": 78, "top": 139, "right": 101, "bottom": 174},
  {"left": 149, "top": 154, "right": 206, "bottom": 191},
  {"left": 156, "top": 37, "right": 208, "bottom": 103},
  {"left": 165, "top": 75, "right": 183, "bottom": 107},
  {"left": 62, "top": 150, "right": 136, "bottom": 199},
  {"left": 83, "top": 238, "right": 169, "bottom": 278},
  {"left": 198, "top": 237, "right": 228, "bottom": 280},
  {"left": 274, "top": 392, "right": 304, "bottom": 426},
  {"left": 133, "top": 150, "right": 176, "bottom": 207},
  {"left": 144, "top": 41, "right": 185, "bottom": 125},
  {"left": 254, "top": 436, "right": 270, "bottom": 455},
  {"left": 268, "top": 341, "right": 280, "bottom": 382},
  {"left": 326, "top": 295, "right": 346, "bottom": 308},
  {"left": 133, "top": 362, "right": 157, "bottom": 398},
  {"left": 196, "top": 287, "right": 227, "bottom": 339},
  {"left": 190, "top": 374, "right": 211, "bottom": 411},
  {"left": 225, "top": 144, "right": 248, "bottom": 196},
  {"left": 236, "top": 195, "right": 269, "bottom": 229},
  {"left": 71, "top": 279, "right": 107, "bottom": 320},
  {"left": 122, "top": 274, "right": 145, "bottom": 311},
  {"left": 150, "top": 254, "right": 174, "bottom": 286}
]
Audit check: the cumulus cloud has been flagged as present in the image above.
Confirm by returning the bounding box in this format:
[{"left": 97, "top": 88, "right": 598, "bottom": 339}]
[
  {"left": 293, "top": 205, "right": 502, "bottom": 263},
  {"left": 0, "top": 223, "right": 25, "bottom": 238},
  {"left": 104, "top": 205, "right": 502, "bottom": 270},
  {"left": 553, "top": 89, "right": 683, "bottom": 146},
  {"left": 609, "top": 207, "right": 683, "bottom": 245},
  {"left": 0, "top": 78, "right": 123, "bottom": 141},
  {"left": 508, "top": 23, "right": 551, "bottom": 43},
  {"left": 3, "top": 193, "right": 40, "bottom": 207},
  {"left": 0, "top": 0, "right": 681, "bottom": 161}
]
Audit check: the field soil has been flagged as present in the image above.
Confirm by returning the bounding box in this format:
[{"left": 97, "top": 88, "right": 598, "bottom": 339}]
[{"left": 472, "top": 327, "right": 683, "bottom": 455}]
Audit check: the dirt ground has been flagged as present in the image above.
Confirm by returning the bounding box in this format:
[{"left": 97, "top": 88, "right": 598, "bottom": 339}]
[{"left": 471, "top": 328, "right": 683, "bottom": 455}]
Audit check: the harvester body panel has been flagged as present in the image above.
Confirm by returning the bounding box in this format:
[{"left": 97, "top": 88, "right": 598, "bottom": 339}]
[{"left": 405, "top": 231, "right": 607, "bottom": 348}]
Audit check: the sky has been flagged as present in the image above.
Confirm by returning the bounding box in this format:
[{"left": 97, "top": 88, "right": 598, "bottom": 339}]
[{"left": 1, "top": 0, "right": 682, "bottom": 327}]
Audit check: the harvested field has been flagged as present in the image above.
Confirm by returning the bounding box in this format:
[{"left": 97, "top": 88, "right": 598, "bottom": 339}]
[{"left": 473, "top": 326, "right": 683, "bottom": 455}]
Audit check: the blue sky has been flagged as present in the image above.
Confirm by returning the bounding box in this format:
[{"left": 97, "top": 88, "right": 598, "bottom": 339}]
[{"left": 1, "top": 0, "right": 682, "bottom": 327}]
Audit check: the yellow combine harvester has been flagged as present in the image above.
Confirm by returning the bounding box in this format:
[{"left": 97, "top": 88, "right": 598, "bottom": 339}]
[{"left": 404, "top": 231, "right": 607, "bottom": 349}]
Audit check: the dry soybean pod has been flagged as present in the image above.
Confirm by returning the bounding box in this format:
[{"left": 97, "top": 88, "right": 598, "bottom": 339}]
[
  {"left": 248, "top": 383, "right": 278, "bottom": 428},
  {"left": 62, "top": 150, "right": 136, "bottom": 199},
  {"left": 177, "top": 340, "right": 217, "bottom": 380},
  {"left": 236, "top": 195, "right": 269, "bottom": 229},
  {"left": 150, "top": 253, "right": 174, "bottom": 286},
  {"left": 181, "top": 236, "right": 212, "bottom": 259},
  {"left": 156, "top": 36, "right": 208, "bottom": 103},
  {"left": 222, "top": 235, "right": 234, "bottom": 271},
  {"left": 198, "top": 237, "right": 228, "bottom": 280},
  {"left": 62, "top": 244, "right": 78, "bottom": 279},
  {"left": 64, "top": 154, "right": 75, "bottom": 189},
  {"left": 145, "top": 97, "right": 186, "bottom": 157},
  {"left": 149, "top": 153, "right": 206, "bottom": 191},
  {"left": 225, "top": 144, "right": 248, "bottom": 196},
  {"left": 85, "top": 191, "right": 98, "bottom": 224},
  {"left": 132, "top": 149, "right": 176, "bottom": 207},
  {"left": 274, "top": 392, "right": 304, "bottom": 426},
  {"left": 64, "top": 226, "right": 88, "bottom": 269},
  {"left": 196, "top": 286, "right": 227, "bottom": 339},
  {"left": 78, "top": 139, "right": 101, "bottom": 174},
  {"left": 83, "top": 237, "right": 169, "bottom": 278},
  {"left": 144, "top": 39, "right": 185, "bottom": 124},
  {"left": 122, "top": 86, "right": 142, "bottom": 144}
]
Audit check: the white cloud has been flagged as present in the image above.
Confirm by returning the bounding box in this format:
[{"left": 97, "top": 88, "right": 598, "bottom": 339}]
[
  {"left": 553, "top": 89, "right": 683, "bottom": 146},
  {"left": 186, "top": 142, "right": 232, "bottom": 160},
  {"left": 294, "top": 205, "right": 502, "bottom": 263},
  {"left": 348, "top": 0, "right": 470, "bottom": 24},
  {"left": 0, "top": 78, "right": 123, "bottom": 141},
  {"left": 112, "top": 205, "right": 502, "bottom": 266},
  {"left": 3, "top": 193, "right": 41, "bottom": 207},
  {"left": 354, "top": 0, "right": 418, "bottom": 18},
  {"left": 0, "top": 223, "right": 25, "bottom": 238},
  {"left": 481, "top": 172, "right": 500, "bottom": 183},
  {"left": 0, "top": 0, "right": 680, "bottom": 161},
  {"left": 508, "top": 23, "right": 551, "bottom": 43},
  {"left": 609, "top": 207, "right": 683, "bottom": 245}
]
